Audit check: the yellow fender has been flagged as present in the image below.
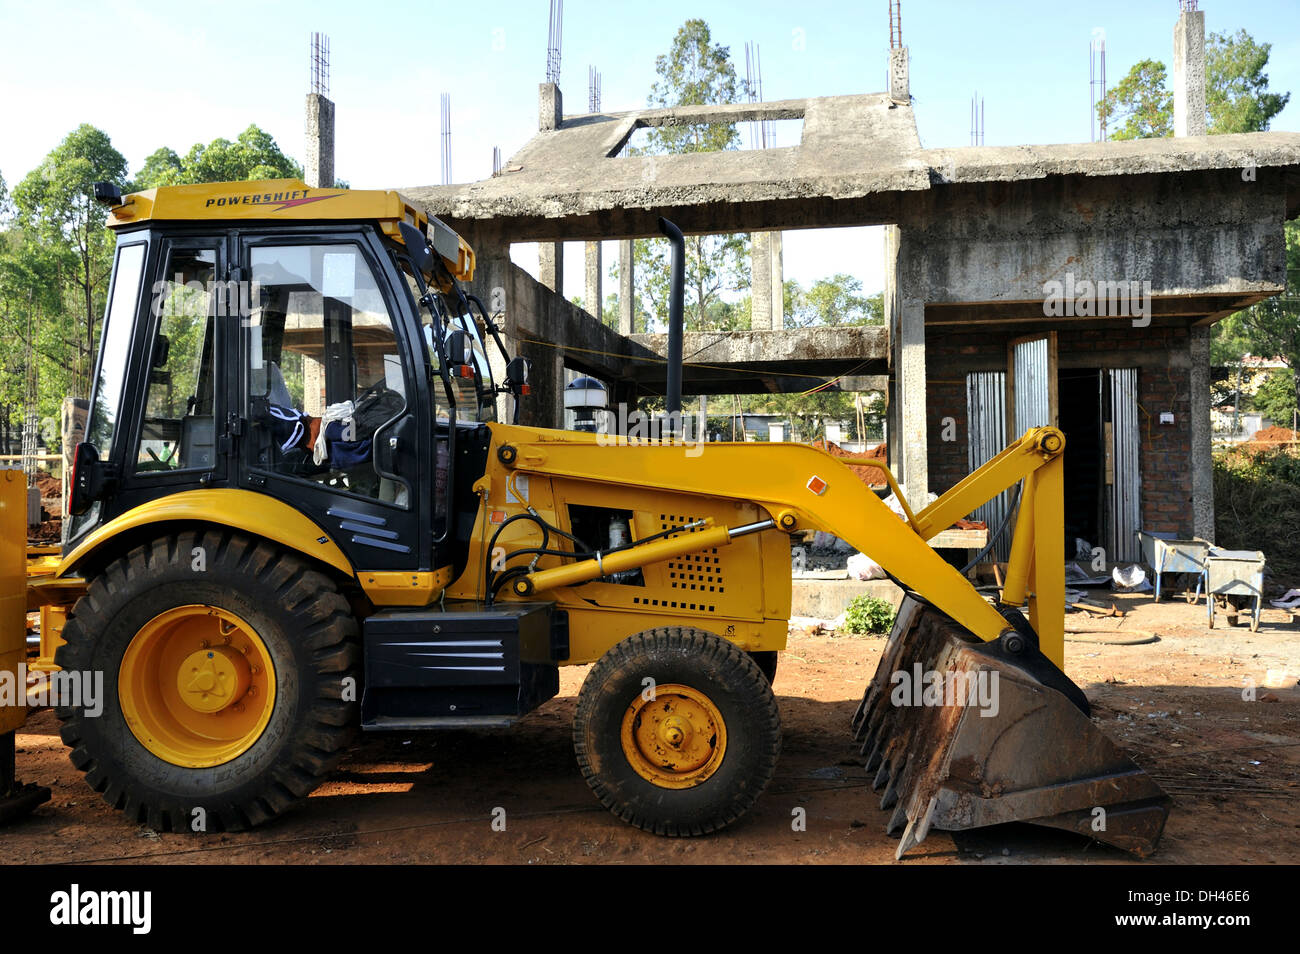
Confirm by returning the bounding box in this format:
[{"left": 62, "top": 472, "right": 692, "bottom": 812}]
[{"left": 57, "top": 489, "right": 354, "bottom": 579}]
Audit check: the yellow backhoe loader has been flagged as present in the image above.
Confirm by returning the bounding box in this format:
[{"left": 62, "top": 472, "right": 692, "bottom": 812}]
[{"left": 1, "top": 178, "right": 1167, "bottom": 855}]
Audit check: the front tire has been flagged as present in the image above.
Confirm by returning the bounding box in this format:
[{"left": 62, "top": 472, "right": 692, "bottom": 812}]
[
  {"left": 573, "top": 627, "right": 781, "bottom": 836},
  {"left": 55, "top": 530, "right": 359, "bottom": 832}
]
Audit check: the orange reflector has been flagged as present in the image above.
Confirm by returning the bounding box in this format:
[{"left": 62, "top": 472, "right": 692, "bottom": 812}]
[
  {"left": 807, "top": 475, "right": 828, "bottom": 496},
  {"left": 458, "top": 364, "right": 474, "bottom": 378},
  {"left": 490, "top": 510, "right": 507, "bottom": 524},
  {"left": 521, "top": 384, "right": 531, "bottom": 395}
]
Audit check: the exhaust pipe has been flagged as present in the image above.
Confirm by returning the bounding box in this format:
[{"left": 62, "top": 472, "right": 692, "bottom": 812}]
[{"left": 657, "top": 217, "right": 684, "bottom": 428}]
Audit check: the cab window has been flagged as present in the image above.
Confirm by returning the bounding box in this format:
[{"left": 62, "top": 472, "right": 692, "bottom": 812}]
[
  {"left": 245, "top": 243, "right": 410, "bottom": 506},
  {"left": 135, "top": 246, "right": 218, "bottom": 474}
]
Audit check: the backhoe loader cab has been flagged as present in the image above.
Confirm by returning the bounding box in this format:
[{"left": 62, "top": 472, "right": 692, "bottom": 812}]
[{"left": 24, "top": 178, "right": 1168, "bottom": 854}]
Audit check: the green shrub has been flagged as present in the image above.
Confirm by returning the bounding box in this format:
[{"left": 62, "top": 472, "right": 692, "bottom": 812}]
[
  {"left": 843, "top": 595, "right": 896, "bottom": 635},
  {"left": 1214, "top": 447, "right": 1300, "bottom": 595}
]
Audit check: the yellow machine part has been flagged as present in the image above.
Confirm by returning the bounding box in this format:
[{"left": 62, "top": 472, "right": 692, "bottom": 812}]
[
  {"left": 460, "top": 421, "right": 1063, "bottom": 666},
  {"left": 1, "top": 473, "right": 27, "bottom": 735},
  {"left": 104, "top": 178, "right": 475, "bottom": 281},
  {"left": 449, "top": 441, "right": 790, "bottom": 663},
  {"left": 56, "top": 488, "right": 354, "bottom": 580}
]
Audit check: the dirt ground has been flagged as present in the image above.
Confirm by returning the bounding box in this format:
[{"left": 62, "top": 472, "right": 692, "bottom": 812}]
[{"left": 4, "top": 589, "right": 1297, "bottom": 866}]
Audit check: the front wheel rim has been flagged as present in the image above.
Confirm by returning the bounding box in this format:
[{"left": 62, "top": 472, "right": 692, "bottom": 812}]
[
  {"left": 118, "top": 605, "right": 277, "bottom": 768},
  {"left": 620, "top": 683, "right": 727, "bottom": 789}
]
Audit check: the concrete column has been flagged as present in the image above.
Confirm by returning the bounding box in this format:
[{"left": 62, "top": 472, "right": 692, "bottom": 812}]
[
  {"left": 618, "top": 240, "right": 635, "bottom": 334},
  {"left": 585, "top": 241, "right": 603, "bottom": 321},
  {"left": 459, "top": 223, "right": 514, "bottom": 422},
  {"left": 539, "top": 82, "right": 563, "bottom": 131},
  {"left": 751, "top": 232, "right": 771, "bottom": 330},
  {"left": 897, "top": 296, "right": 928, "bottom": 502},
  {"left": 538, "top": 242, "right": 564, "bottom": 296},
  {"left": 305, "top": 93, "right": 335, "bottom": 189},
  {"left": 1189, "top": 325, "right": 1215, "bottom": 541},
  {"left": 889, "top": 47, "right": 910, "bottom": 105},
  {"left": 769, "top": 231, "right": 785, "bottom": 330},
  {"left": 1173, "top": 9, "right": 1207, "bottom": 137}
]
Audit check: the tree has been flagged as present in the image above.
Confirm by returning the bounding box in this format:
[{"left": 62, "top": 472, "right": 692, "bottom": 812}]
[
  {"left": 131, "top": 147, "right": 182, "bottom": 190},
  {"left": 1096, "top": 60, "right": 1173, "bottom": 140},
  {"left": 1217, "top": 221, "right": 1300, "bottom": 415},
  {"left": 786, "top": 274, "right": 884, "bottom": 328},
  {"left": 133, "top": 125, "right": 303, "bottom": 189},
  {"left": 1096, "top": 31, "right": 1289, "bottom": 138},
  {"left": 1206, "top": 30, "right": 1291, "bottom": 134},
  {"left": 12, "top": 125, "right": 127, "bottom": 396},
  {"left": 1253, "top": 368, "right": 1297, "bottom": 428},
  {"left": 627, "top": 20, "right": 750, "bottom": 331}
]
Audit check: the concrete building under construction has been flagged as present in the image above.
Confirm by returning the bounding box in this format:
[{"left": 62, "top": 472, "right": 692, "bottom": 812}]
[{"left": 369, "top": 5, "right": 1300, "bottom": 562}]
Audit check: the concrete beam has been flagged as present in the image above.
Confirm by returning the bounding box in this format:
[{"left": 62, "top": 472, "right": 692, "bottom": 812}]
[
  {"left": 404, "top": 85, "right": 1300, "bottom": 243},
  {"left": 898, "top": 171, "right": 1289, "bottom": 307},
  {"left": 1174, "top": 10, "right": 1207, "bottom": 137},
  {"left": 628, "top": 325, "right": 888, "bottom": 395}
]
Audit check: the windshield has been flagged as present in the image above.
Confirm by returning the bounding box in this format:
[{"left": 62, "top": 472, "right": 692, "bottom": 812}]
[
  {"left": 86, "top": 242, "right": 147, "bottom": 457},
  {"left": 397, "top": 262, "right": 496, "bottom": 423}
]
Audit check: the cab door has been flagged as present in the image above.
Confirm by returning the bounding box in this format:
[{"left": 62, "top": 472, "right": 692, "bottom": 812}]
[
  {"left": 236, "top": 230, "right": 427, "bottom": 571},
  {"left": 111, "top": 234, "right": 230, "bottom": 516}
]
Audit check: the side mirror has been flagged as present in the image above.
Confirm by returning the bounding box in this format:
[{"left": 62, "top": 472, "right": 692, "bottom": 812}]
[
  {"left": 505, "top": 356, "right": 531, "bottom": 388},
  {"left": 398, "top": 222, "right": 435, "bottom": 275},
  {"left": 446, "top": 329, "right": 467, "bottom": 366},
  {"left": 68, "top": 442, "right": 105, "bottom": 516},
  {"left": 151, "top": 334, "right": 170, "bottom": 369}
]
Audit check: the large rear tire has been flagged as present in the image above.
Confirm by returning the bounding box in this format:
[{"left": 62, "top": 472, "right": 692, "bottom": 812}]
[
  {"left": 54, "top": 530, "right": 359, "bottom": 832},
  {"left": 573, "top": 627, "right": 781, "bottom": 836}
]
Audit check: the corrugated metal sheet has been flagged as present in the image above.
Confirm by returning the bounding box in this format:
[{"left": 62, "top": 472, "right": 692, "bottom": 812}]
[
  {"left": 1108, "top": 368, "right": 1141, "bottom": 563},
  {"left": 1013, "top": 336, "right": 1052, "bottom": 431},
  {"left": 967, "top": 371, "right": 1012, "bottom": 561}
]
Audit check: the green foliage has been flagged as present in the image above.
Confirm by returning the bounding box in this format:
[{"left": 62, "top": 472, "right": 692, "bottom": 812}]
[
  {"left": 644, "top": 19, "right": 743, "bottom": 154},
  {"left": 11, "top": 124, "right": 128, "bottom": 396},
  {"left": 1216, "top": 220, "right": 1300, "bottom": 415},
  {"left": 1096, "top": 60, "right": 1173, "bottom": 140},
  {"left": 1214, "top": 448, "right": 1300, "bottom": 594},
  {"left": 1096, "top": 30, "right": 1290, "bottom": 140},
  {"left": 786, "top": 274, "right": 883, "bottom": 328},
  {"left": 1254, "top": 368, "right": 1298, "bottom": 427},
  {"left": 133, "top": 125, "right": 303, "bottom": 189},
  {"left": 1206, "top": 30, "right": 1291, "bottom": 134},
  {"left": 628, "top": 20, "right": 750, "bottom": 331},
  {"left": 843, "top": 595, "right": 896, "bottom": 635}
]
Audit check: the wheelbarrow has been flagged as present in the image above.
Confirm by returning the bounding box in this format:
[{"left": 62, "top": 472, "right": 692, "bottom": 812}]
[
  {"left": 1205, "top": 549, "right": 1266, "bottom": 632},
  {"left": 1135, "top": 530, "right": 1210, "bottom": 604}
]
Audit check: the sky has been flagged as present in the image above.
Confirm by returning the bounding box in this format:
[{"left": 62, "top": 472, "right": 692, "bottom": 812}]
[{"left": 2, "top": 0, "right": 1298, "bottom": 299}]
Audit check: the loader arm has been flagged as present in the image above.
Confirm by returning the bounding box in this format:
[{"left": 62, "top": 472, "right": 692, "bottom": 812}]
[{"left": 495, "top": 423, "right": 1065, "bottom": 666}]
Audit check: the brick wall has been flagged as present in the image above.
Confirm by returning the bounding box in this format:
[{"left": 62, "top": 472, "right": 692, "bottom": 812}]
[{"left": 921, "top": 323, "right": 1195, "bottom": 537}]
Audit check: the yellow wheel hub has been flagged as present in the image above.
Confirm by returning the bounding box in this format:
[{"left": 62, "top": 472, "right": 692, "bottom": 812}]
[
  {"left": 119, "top": 605, "right": 276, "bottom": 768},
  {"left": 621, "top": 684, "right": 727, "bottom": 788}
]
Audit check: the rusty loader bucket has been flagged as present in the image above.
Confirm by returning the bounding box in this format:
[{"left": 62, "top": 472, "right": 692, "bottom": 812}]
[
  {"left": 811, "top": 429, "right": 1171, "bottom": 858},
  {"left": 852, "top": 598, "right": 1170, "bottom": 857}
]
